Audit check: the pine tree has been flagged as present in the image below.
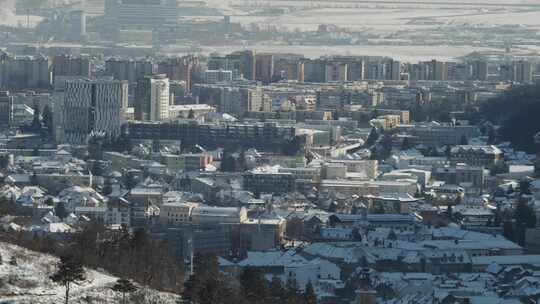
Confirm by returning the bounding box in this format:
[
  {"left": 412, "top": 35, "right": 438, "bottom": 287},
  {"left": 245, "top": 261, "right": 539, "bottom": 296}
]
[
  {"left": 519, "top": 179, "right": 531, "bottom": 195},
  {"left": 55, "top": 202, "right": 69, "bottom": 220},
  {"left": 42, "top": 105, "right": 53, "bottom": 132},
  {"left": 487, "top": 127, "right": 497, "bottom": 145},
  {"left": 304, "top": 280, "right": 317, "bottom": 304},
  {"left": 503, "top": 221, "right": 515, "bottom": 241},
  {"left": 446, "top": 204, "right": 453, "bottom": 221},
  {"left": 91, "top": 162, "right": 104, "bottom": 177},
  {"left": 220, "top": 154, "right": 237, "bottom": 172},
  {"left": 0, "top": 154, "right": 8, "bottom": 169},
  {"left": 30, "top": 172, "right": 39, "bottom": 186},
  {"left": 507, "top": 184, "right": 515, "bottom": 195},
  {"left": 125, "top": 174, "right": 138, "bottom": 190},
  {"left": 514, "top": 197, "right": 537, "bottom": 245},
  {"left": 445, "top": 145, "right": 452, "bottom": 157},
  {"left": 285, "top": 277, "right": 300, "bottom": 303},
  {"left": 31, "top": 103, "right": 42, "bottom": 131},
  {"left": 514, "top": 198, "right": 536, "bottom": 228},
  {"left": 365, "top": 127, "right": 379, "bottom": 146},
  {"left": 44, "top": 197, "right": 54, "bottom": 206},
  {"left": 88, "top": 135, "right": 105, "bottom": 160},
  {"left": 535, "top": 156, "right": 540, "bottom": 178},
  {"left": 50, "top": 255, "right": 86, "bottom": 304},
  {"left": 388, "top": 229, "right": 397, "bottom": 241},
  {"left": 283, "top": 136, "right": 301, "bottom": 156},
  {"left": 183, "top": 253, "right": 220, "bottom": 303},
  {"left": 352, "top": 228, "right": 362, "bottom": 241},
  {"left": 188, "top": 109, "right": 195, "bottom": 119},
  {"left": 239, "top": 149, "right": 247, "bottom": 171},
  {"left": 269, "top": 276, "right": 285, "bottom": 302},
  {"left": 240, "top": 268, "right": 269, "bottom": 303},
  {"left": 401, "top": 137, "right": 413, "bottom": 150},
  {"left": 372, "top": 135, "right": 393, "bottom": 161},
  {"left": 179, "top": 175, "right": 192, "bottom": 191},
  {"left": 102, "top": 178, "right": 113, "bottom": 196},
  {"left": 111, "top": 278, "right": 138, "bottom": 304}
]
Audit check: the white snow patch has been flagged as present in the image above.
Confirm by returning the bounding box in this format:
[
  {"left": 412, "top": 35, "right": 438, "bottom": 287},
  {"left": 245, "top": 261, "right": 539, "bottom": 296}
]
[{"left": 0, "top": 242, "right": 182, "bottom": 304}]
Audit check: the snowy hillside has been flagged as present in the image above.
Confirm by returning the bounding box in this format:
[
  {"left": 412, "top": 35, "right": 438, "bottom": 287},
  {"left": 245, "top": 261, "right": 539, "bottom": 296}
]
[{"left": 0, "top": 242, "right": 182, "bottom": 304}]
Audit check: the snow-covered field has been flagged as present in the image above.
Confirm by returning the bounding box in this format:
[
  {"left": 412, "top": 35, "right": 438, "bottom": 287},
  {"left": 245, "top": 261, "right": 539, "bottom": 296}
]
[
  {"left": 0, "top": 0, "right": 43, "bottom": 27},
  {"left": 226, "top": 5, "right": 540, "bottom": 32},
  {"left": 0, "top": 242, "right": 182, "bottom": 304}
]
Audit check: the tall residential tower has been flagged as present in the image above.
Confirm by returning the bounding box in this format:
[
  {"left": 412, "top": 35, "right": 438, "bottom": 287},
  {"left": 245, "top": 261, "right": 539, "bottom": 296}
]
[
  {"left": 63, "top": 78, "right": 128, "bottom": 144},
  {"left": 135, "top": 74, "right": 170, "bottom": 121}
]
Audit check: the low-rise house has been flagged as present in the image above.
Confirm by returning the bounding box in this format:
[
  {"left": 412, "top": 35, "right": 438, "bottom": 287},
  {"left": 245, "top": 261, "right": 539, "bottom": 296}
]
[
  {"left": 16, "top": 186, "right": 47, "bottom": 205},
  {"left": 4, "top": 174, "right": 31, "bottom": 187},
  {"left": 59, "top": 186, "right": 106, "bottom": 212}
]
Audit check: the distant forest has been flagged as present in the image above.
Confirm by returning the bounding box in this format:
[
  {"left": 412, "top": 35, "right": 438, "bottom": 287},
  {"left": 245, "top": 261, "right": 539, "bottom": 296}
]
[{"left": 472, "top": 84, "right": 540, "bottom": 153}]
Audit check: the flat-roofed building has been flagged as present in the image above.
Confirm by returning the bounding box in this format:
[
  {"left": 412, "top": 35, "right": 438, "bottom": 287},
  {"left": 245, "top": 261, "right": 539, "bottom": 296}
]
[
  {"left": 319, "top": 179, "right": 418, "bottom": 196},
  {"left": 191, "top": 206, "right": 247, "bottom": 225},
  {"left": 62, "top": 78, "right": 128, "bottom": 144},
  {"left": 205, "top": 69, "right": 233, "bottom": 84},
  {"left": 450, "top": 145, "right": 503, "bottom": 168},
  {"left": 52, "top": 55, "right": 91, "bottom": 78},
  {"left": 169, "top": 104, "right": 216, "bottom": 120},
  {"left": 160, "top": 201, "right": 199, "bottom": 226},
  {"left": 128, "top": 186, "right": 164, "bottom": 205},
  {"left": 135, "top": 74, "right": 170, "bottom": 121},
  {"left": 243, "top": 168, "right": 296, "bottom": 194}
]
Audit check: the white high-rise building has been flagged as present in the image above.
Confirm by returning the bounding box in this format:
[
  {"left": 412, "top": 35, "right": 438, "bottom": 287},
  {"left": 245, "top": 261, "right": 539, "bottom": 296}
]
[
  {"left": 62, "top": 78, "right": 128, "bottom": 144},
  {"left": 150, "top": 76, "right": 170, "bottom": 121},
  {"left": 135, "top": 74, "right": 170, "bottom": 121}
]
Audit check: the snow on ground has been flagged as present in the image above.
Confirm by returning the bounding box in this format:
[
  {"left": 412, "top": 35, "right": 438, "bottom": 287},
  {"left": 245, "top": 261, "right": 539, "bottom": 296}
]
[
  {"left": 0, "top": 242, "right": 182, "bottom": 304},
  {"left": 0, "top": 0, "right": 43, "bottom": 27},
  {"left": 228, "top": 5, "right": 540, "bottom": 32}
]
